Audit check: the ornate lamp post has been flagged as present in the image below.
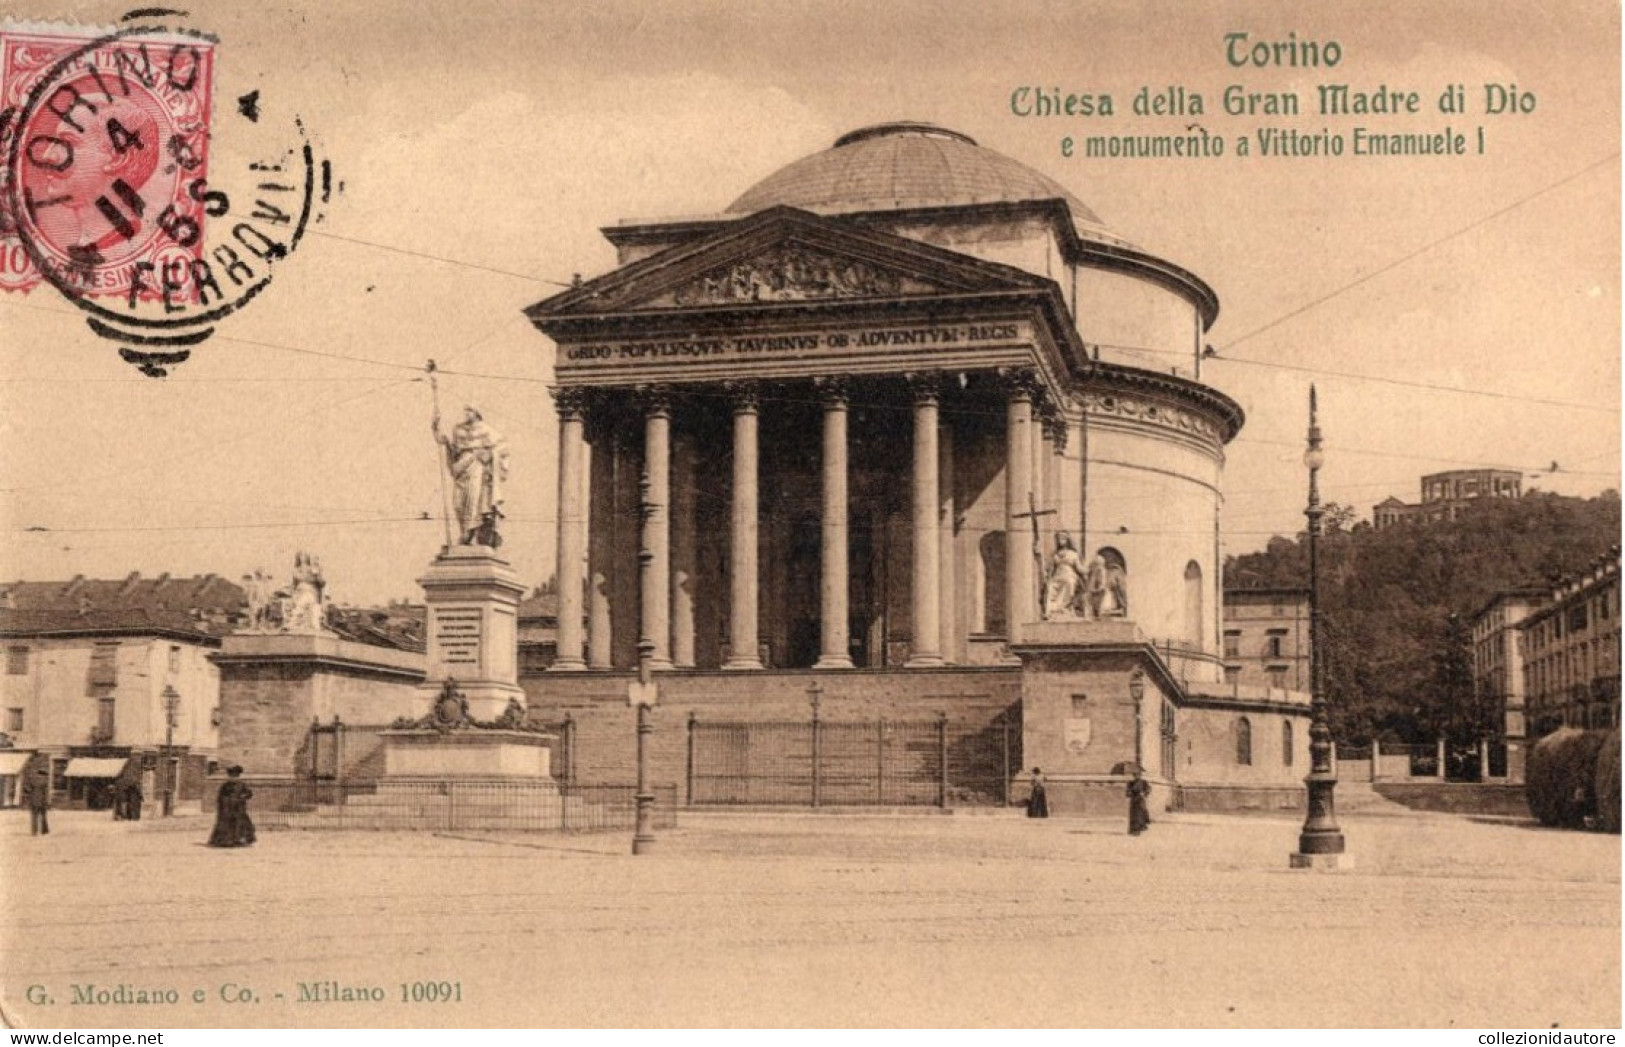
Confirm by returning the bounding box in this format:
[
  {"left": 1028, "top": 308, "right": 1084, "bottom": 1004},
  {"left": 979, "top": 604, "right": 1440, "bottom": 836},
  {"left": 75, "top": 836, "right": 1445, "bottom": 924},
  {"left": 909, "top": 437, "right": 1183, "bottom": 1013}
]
[
  {"left": 162, "top": 684, "right": 180, "bottom": 818},
  {"left": 1293, "top": 386, "right": 1347, "bottom": 867},
  {"left": 630, "top": 472, "right": 659, "bottom": 855},
  {"left": 1129, "top": 668, "right": 1145, "bottom": 775}
]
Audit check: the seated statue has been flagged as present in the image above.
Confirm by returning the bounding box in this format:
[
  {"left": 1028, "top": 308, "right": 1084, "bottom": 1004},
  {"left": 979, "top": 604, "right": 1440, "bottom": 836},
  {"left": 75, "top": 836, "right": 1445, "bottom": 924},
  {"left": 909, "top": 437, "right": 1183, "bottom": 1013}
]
[{"left": 1043, "top": 532, "right": 1088, "bottom": 620}]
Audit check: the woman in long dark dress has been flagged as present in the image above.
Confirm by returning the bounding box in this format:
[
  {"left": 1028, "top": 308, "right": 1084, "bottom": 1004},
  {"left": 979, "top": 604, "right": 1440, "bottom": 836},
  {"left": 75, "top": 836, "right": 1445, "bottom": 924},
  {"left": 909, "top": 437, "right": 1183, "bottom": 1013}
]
[
  {"left": 1027, "top": 767, "right": 1049, "bottom": 818},
  {"left": 209, "top": 766, "right": 256, "bottom": 847},
  {"left": 1127, "top": 774, "right": 1151, "bottom": 835}
]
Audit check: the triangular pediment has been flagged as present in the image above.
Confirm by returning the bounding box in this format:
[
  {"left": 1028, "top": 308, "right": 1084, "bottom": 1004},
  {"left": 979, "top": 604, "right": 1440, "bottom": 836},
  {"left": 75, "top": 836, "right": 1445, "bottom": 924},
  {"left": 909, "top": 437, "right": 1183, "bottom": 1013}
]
[{"left": 528, "top": 206, "right": 1050, "bottom": 321}]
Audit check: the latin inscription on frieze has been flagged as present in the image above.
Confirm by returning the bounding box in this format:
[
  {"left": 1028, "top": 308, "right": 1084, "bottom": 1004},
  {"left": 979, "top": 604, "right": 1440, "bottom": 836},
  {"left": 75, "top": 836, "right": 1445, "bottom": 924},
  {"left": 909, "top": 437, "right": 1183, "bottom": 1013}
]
[{"left": 560, "top": 321, "right": 1030, "bottom": 368}]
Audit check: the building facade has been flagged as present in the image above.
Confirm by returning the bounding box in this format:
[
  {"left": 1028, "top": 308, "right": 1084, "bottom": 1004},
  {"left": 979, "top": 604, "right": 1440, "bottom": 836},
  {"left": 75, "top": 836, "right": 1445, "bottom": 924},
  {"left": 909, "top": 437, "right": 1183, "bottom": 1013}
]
[
  {"left": 1468, "top": 587, "right": 1548, "bottom": 782},
  {"left": 519, "top": 123, "right": 1310, "bottom": 812},
  {"left": 1221, "top": 587, "right": 1310, "bottom": 692},
  {"left": 0, "top": 574, "right": 240, "bottom": 810},
  {"left": 1521, "top": 551, "right": 1621, "bottom": 737},
  {"left": 1372, "top": 469, "right": 1523, "bottom": 530}
]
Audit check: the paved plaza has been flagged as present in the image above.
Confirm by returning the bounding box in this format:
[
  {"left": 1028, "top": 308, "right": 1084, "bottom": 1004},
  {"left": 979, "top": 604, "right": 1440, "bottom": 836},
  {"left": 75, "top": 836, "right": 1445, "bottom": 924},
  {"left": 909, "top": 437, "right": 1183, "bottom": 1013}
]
[{"left": 0, "top": 804, "right": 1618, "bottom": 1029}]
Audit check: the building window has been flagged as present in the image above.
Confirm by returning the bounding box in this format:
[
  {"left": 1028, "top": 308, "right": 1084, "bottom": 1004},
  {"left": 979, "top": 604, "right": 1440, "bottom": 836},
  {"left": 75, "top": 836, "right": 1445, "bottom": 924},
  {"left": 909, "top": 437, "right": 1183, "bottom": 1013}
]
[
  {"left": 168, "top": 644, "right": 182, "bottom": 676},
  {"left": 1223, "top": 666, "right": 1240, "bottom": 684},
  {"left": 4, "top": 707, "right": 21, "bottom": 733},
  {"left": 1070, "top": 694, "right": 1088, "bottom": 716},
  {"left": 5, "top": 646, "right": 27, "bottom": 675},
  {"left": 1183, "top": 561, "right": 1204, "bottom": 646},
  {"left": 87, "top": 641, "right": 119, "bottom": 693},
  {"left": 1266, "top": 631, "right": 1286, "bottom": 658},
  {"left": 1267, "top": 665, "right": 1289, "bottom": 689},
  {"left": 95, "top": 697, "right": 116, "bottom": 744},
  {"left": 1235, "top": 717, "right": 1253, "bottom": 765},
  {"left": 1283, "top": 721, "right": 1294, "bottom": 767},
  {"left": 978, "top": 532, "right": 1006, "bottom": 634},
  {"left": 1223, "top": 631, "right": 1240, "bottom": 659}
]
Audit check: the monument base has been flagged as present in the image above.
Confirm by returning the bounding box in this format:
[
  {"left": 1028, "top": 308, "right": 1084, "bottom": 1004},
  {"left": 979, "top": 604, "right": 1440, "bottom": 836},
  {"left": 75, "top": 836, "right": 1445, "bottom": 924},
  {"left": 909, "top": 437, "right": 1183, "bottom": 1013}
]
[
  {"left": 1289, "top": 851, "right": 1355, "bottom": 870},
  {"left": 381, "top": 729, "right": 555, "bottom": 779},
  {"left": 414, "top": 681, "right": 527, "bottom": 723}
]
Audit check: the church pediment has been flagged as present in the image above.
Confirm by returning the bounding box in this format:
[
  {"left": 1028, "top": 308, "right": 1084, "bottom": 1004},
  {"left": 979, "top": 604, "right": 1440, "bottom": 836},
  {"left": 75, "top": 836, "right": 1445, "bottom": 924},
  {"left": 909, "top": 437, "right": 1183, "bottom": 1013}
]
[{"left": 528, "top": 206, "right": 1048, "bottom": 321}]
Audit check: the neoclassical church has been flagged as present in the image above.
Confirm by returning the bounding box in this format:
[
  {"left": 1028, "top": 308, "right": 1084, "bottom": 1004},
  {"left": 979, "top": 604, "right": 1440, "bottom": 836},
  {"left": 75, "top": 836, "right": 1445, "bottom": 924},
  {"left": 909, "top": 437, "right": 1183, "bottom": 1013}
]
[{"left": 523, "top": 123, "right": 1309, "bottom": 813}]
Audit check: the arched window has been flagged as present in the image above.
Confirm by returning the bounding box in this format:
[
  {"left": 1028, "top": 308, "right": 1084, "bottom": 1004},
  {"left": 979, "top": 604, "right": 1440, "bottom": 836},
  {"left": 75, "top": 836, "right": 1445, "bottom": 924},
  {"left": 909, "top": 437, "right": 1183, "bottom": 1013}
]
[
  {"left": 1282, "top": 720, "right": 1294, "bottom": 767},
  {"left": 978, "top": 531, "right": 1006, "bottom": 634},
  {"left": 1236, "top": 717, "right": 1253, "bottom": 765},
  {"left": 1183, "top": 560, "right": 1203, "bottom": 646}
]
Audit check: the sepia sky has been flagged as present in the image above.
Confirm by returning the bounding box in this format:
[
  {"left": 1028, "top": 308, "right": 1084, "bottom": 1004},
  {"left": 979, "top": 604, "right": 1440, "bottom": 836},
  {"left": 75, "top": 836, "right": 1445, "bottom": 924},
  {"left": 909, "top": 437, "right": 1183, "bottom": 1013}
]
[{"left": 1, "top": 0, "right": 1619, "bottom": 605}]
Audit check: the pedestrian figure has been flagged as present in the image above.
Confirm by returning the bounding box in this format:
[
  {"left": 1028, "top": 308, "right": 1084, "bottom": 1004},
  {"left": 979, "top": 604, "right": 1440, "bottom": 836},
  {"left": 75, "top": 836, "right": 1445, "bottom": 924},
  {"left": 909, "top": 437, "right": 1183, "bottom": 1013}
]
[
  {"left": 1127, "top": 774, "right": 1151, "bottom": 835},
  {"left": 208, "top": 766, "right": 256, "bottom": 848},
  {"left": 22, "top": 767, "right": 50, "bottom": 836},
  {"left": 1027, "top": 767, "right": 1050, "bottom": 818},
  {"left": 124, "top": 779, "right": 143, "bottom": 821}
]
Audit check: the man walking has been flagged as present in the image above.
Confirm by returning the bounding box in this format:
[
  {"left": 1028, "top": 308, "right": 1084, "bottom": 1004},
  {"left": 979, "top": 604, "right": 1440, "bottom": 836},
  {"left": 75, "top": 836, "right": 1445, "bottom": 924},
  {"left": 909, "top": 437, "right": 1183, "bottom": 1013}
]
[{"left": 23, "top": 766, "right": 50, "bottom": 836}]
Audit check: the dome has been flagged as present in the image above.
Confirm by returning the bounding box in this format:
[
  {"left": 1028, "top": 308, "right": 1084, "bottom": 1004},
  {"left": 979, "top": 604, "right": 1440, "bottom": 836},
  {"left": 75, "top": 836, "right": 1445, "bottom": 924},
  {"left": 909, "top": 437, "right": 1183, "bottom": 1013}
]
[{"left": 726, "top": 122, "right": 1115, "bottom": 239}]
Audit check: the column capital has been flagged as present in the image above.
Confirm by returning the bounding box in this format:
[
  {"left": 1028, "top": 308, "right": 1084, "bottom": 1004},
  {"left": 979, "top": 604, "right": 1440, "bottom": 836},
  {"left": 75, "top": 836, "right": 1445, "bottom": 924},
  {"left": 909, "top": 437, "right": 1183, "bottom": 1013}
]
[
  {"left": 813, "top": 375, "right": 851, "bottom": 406},
  {"left": 551, "top": 386, "right": 591, "bottom": 420},
  {"left": 723, "top": 379, "right": 762, "bottom": 413},
  {"left": 633, "top": 383, "right": 676, "bottom": 417},
  {"left": 995, "top": 366, "right": 1043, "bottom": 401},
  {"left": 904, "top": 370, "right": 950, "bottom": 406}
]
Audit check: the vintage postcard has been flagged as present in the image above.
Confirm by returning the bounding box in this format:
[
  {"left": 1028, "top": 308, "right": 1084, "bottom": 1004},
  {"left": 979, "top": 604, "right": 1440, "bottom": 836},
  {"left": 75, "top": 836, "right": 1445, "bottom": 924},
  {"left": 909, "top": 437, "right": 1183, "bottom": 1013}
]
[{"left": 0, "top": 0, "right": 1618, "bottom": 1031}]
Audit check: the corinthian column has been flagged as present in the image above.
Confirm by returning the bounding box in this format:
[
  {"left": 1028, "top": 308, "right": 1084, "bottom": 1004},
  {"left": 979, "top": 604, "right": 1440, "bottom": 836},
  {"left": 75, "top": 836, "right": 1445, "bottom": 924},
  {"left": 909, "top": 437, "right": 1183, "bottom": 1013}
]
[
  {"left": 724, "top": 382, "right": 763, "bottom": 670},
  {"left": 1003, "top": 370, "right": 1038, "bottom": 645},
  {"left": 814, "top": 377, "right": 853, "bottom": 669},
  {"left": 550, "top": 388, "right": 587, "bottom": 671},
  {"left": 641, "top": 386, "right": 673, "bottom": 672},
  {"left": 906, "top": 373, "right": 944, "bottom": 667}
]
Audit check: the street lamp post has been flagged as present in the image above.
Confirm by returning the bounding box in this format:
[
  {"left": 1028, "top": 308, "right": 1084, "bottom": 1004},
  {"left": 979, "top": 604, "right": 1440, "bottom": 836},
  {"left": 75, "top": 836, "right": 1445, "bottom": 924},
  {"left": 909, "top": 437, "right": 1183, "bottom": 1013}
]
[
  {"left": 1129, "top": 668, "right": 1145, "bottom": 776},
  {"left": 1293, "top": 385, "right": 1347, "bottom": 867},
  {"left": 631, "top": 471, "right": 659, "bottom": 856},
  {"left": 162, "top": 684, "right": 180, "bottom": 818}
]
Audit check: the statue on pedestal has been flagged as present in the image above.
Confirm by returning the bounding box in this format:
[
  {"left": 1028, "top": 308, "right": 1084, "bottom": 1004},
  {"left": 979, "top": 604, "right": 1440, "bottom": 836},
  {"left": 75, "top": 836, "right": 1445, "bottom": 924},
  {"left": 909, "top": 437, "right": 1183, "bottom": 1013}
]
[
  {"left": 1086, "top": 548, "right": 1129, "bottom": 618},
  {"left": 1043, "top": 532, "right": 1087, "bottom": 620},
  {"left": 283, "top": 552, "right": 329, "bottom": 633},
  {"left": 433, "top": 405, "right": 509, "bottom": 547}
]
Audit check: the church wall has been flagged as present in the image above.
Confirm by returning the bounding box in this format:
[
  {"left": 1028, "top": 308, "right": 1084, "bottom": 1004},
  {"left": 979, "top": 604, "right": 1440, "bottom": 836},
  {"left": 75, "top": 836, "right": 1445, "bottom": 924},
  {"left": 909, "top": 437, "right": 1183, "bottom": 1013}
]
[
  {"left": 1075, "top": 267, "right": 1200, "bottom": 377},
  {"left": 1081, "top": 423, "right": 1223, "bottom": 678}
]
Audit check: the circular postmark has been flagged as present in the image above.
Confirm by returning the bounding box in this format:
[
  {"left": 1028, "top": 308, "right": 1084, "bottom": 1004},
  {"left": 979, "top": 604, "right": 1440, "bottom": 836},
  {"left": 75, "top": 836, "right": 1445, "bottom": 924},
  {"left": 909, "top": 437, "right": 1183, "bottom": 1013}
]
[{"left": 0, "top": 13, "right": 336, "bottom": 375}]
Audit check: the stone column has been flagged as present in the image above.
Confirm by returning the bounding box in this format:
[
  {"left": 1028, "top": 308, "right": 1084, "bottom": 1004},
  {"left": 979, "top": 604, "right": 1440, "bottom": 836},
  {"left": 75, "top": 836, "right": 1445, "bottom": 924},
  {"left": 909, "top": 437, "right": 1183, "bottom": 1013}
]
[
  {"left": 671, "top": 426, "right": 697, "bottom": 669},
  {"left": 641, "top": 387, "right": 673, "bottom": 671},
  {"left": 815, "top": 378, "right": 853, "bottom": 669},
  {"left": 907, "top": 373, "right": 944, "bottom": 667},
  {"left": 586, "top": 413, "right": 614, "bottom": 669},
  {"left": 550, "top": 388, "right": 588, "bottom": 671},
  {"left": 1003, "top": 370, "right": 1037, "bottom": 644},
  {"left": 938, "top": 417, "right": 957, "bottom": 665},
  {"left": 724, "top": 383, "right": 763, "bottom": 670}
]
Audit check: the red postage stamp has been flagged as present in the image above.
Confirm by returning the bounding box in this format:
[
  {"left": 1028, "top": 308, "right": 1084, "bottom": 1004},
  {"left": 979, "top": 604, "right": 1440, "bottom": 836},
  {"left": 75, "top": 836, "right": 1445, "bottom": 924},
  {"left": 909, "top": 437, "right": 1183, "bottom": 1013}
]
[{"left": 0, "top": 24, "right": 215, "bottom": 300}]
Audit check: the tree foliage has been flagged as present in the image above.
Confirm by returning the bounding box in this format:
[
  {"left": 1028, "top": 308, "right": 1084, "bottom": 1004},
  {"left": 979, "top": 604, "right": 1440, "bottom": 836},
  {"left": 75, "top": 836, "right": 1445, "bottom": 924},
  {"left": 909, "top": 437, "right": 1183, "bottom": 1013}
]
[{"left": 1224, "top": 491, "right": 1621, "bottom": 743}]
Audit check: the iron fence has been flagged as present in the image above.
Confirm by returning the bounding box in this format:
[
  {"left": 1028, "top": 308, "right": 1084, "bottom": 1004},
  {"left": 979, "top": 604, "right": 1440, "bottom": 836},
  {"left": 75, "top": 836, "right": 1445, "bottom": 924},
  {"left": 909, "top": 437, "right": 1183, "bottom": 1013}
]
[
  {"left": 686, "top": 713, "right": 1017, "bottom": 807},
  {"left": 240, "top": 777, "right": 673, "bottom": 833}
]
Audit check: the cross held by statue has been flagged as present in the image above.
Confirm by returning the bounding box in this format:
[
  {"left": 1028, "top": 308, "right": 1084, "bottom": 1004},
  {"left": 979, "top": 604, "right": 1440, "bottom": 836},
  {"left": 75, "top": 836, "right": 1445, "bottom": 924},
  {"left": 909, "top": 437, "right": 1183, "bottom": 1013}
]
[{"left": 1013, "top": 491, "right": 1057, "bottom": 618}]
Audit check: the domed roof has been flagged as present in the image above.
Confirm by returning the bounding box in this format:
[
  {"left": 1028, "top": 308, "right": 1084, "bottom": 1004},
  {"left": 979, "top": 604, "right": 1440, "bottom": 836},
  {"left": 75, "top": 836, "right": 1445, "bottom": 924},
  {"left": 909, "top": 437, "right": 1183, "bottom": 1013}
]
[{"left": 726, "top": 123, "right": 1115, "bottom": 238}]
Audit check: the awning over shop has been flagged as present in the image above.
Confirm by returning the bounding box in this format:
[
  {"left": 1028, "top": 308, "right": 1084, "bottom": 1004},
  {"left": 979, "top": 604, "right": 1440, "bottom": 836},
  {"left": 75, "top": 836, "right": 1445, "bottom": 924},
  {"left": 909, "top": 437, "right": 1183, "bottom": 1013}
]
[
  {"left": 0, "top": 752, "right": 31, "bottom": 776},
  {"left": 64, "top": 757, "right": 128, "bottom": 778}
]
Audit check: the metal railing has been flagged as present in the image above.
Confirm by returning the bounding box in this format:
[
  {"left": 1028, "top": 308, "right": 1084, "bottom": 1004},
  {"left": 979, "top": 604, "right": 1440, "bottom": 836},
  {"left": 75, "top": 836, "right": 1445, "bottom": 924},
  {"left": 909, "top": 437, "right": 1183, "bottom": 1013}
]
[
  {"left": 236, "top": 778, "right": 674, "bottom": 833},
  {"left": 686, "top": 713, "right": 1017, "bottom": 808}
]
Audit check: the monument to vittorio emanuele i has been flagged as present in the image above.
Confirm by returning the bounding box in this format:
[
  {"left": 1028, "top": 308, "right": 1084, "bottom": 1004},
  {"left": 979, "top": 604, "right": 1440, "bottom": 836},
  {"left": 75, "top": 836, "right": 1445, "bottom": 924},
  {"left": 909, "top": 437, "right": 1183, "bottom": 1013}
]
[{"left": 524, "top": 123, "right": 1310, "bottom": 812}]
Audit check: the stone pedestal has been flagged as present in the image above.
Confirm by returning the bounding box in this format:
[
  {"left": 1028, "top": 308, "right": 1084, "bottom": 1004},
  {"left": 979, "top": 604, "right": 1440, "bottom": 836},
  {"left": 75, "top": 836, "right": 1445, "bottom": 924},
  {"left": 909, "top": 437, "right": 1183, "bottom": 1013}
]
[
  {"left": 380, "top": 729, "right": 554, "bottom": 779},
  {"left": 419, "top": 546, "right": 527, "bottom": 719},
  {"left": 1010, "top": 618, "right": 1166, "bottom": 815}
]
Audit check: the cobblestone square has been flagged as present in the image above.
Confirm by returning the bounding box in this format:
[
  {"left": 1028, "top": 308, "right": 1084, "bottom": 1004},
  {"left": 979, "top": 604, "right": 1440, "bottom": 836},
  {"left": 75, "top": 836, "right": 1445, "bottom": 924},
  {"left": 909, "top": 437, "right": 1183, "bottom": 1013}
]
[{"left": 1, "top": 807, "right": 1618, "bottom": 1029}]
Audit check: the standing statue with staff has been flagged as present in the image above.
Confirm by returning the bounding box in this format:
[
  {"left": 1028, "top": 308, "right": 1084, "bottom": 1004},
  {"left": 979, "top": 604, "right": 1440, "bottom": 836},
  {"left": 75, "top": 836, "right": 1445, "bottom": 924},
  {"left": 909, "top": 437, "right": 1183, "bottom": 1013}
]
[{"left": 429, "top": 361, "right": 510, "bottom": 547}]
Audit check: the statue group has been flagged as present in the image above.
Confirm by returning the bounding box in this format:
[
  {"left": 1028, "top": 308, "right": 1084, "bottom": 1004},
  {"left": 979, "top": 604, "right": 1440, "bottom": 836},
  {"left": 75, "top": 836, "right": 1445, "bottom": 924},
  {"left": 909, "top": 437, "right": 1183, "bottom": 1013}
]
[
  {"left": 241, "top": 552, "right": 329, "bottom": 635},
  {"left": 1043, "top": 533, "right": 1129, "bottom": 621}
]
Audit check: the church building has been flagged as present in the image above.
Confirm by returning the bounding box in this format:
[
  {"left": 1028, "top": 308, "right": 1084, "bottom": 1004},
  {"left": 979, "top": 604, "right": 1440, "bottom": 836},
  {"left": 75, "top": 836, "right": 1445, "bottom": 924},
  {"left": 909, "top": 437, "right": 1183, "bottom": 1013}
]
[{"left": 524, "top": 123, "right": 1309, "bottom": 813}]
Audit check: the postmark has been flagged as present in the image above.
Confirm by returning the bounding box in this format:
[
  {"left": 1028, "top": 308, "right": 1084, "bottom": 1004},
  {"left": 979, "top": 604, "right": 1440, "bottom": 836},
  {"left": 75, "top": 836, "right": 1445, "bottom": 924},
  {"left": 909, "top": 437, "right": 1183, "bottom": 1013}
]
[{"left": 0, "top": 11, "right": 338, "bottom": 376}]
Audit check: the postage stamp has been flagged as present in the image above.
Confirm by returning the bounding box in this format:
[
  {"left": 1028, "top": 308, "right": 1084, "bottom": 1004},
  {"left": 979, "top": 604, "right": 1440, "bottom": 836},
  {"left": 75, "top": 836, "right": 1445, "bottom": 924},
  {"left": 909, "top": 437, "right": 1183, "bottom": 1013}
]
[
  {"left": 0, "top": 12, "right": 336, "bottom": 376},
  {"left": 0, "top": 23, "right": 215, "bottom": 301}
]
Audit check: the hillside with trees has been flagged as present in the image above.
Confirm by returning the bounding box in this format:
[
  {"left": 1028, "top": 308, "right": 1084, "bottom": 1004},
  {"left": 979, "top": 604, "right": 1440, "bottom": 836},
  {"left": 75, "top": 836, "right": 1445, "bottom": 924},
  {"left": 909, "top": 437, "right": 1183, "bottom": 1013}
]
[{"left": 1224, "top": 490, "right": 1621, "bottom": 745}]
